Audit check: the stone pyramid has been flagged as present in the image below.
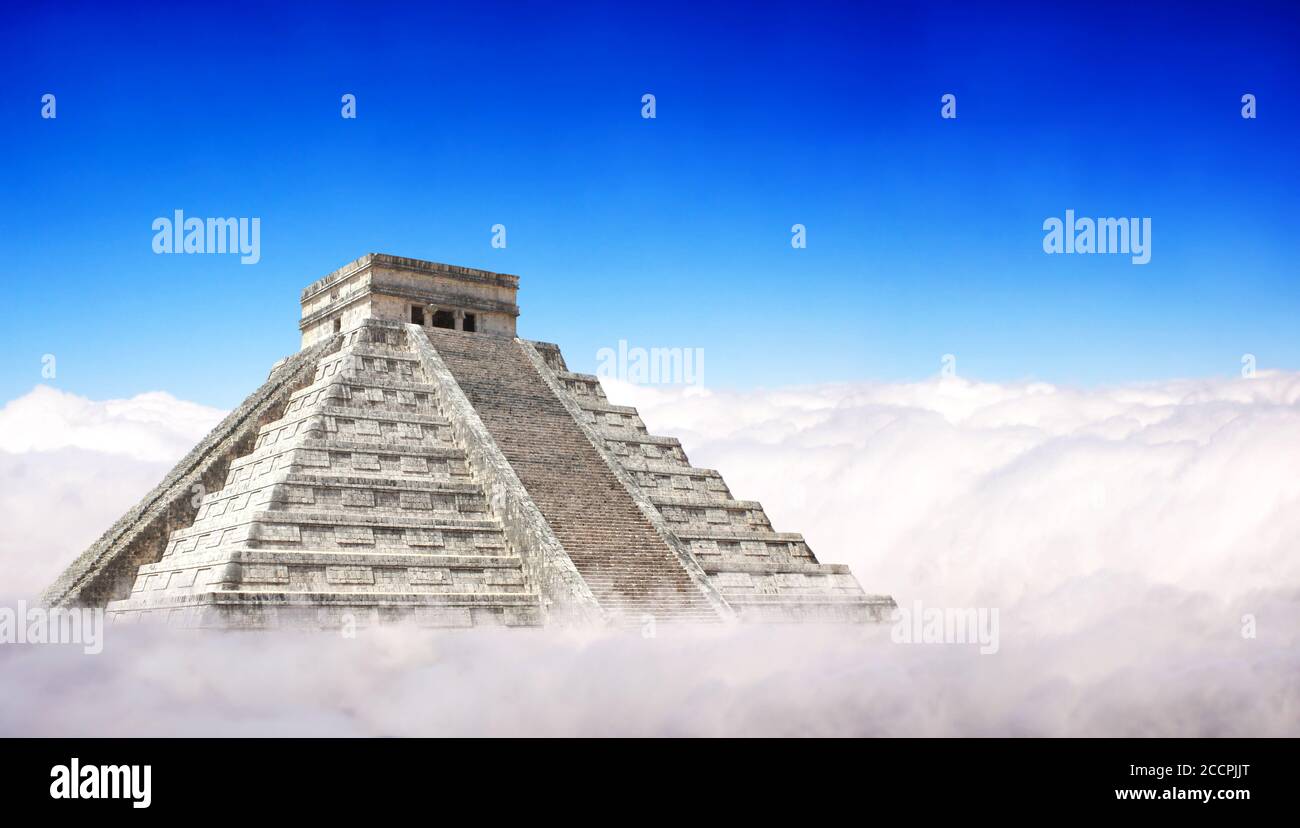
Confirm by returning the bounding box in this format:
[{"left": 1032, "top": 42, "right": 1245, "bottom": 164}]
[{"left": 43, "top": 254, "right": 894, "bottom": 628}]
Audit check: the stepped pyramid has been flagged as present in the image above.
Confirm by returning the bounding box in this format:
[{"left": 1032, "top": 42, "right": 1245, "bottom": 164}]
[{"left": 44, "top": 254, "right": 894, "bottom": 628}]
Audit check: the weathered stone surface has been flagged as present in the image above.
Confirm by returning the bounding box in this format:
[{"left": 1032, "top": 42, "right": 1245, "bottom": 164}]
[
  {"left": 516, "top": 338, "right": 734, "bottom": 623},
  {"left": 407, "top": 323, "right": 605, "bottom": 626},
  {"left": 534, "top": 343, "right": 895, "bottom": 623},
  {"left": 430, "top": 329, "right": 728, "bottom": 625},
  {"left": 97, "top": 323, "right": 549, "bottom": 628},
  {"left": 300, "top": 253, "right": 519, "bottom": 348},
  {"left": 41, "top": 336, "right": 341, "bottom": 609},
  {"left": 43, "top": 254, "right": 894, "bottom": 627}
]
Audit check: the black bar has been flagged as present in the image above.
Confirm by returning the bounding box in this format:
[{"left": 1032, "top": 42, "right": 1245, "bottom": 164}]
[{"left": 0, "top": 738, "right": 1287, "bottom": 815}]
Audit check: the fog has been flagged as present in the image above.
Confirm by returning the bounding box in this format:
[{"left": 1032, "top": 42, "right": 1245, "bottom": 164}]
[{"left": 1, "top": 374, "right": 1296, "bottom": 736}]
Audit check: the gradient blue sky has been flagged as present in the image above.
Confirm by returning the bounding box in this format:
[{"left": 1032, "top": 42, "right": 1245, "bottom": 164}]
[{"left": 2, "top": 0, "right": 1297, "bottom": 407}]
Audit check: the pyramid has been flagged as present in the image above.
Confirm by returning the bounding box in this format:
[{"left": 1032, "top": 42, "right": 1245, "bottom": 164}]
[{"left": 43, "top": 254, "right": 895, "bottom": 628}]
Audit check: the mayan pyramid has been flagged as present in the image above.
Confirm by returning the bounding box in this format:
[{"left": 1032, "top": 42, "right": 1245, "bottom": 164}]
[{"left": 43, "top": 254, "right": 894, "bottom": 628}]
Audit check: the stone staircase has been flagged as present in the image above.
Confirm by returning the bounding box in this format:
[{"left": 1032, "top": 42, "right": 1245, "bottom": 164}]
[
  {"left": 541, "top": 347, "right": 895, "bottom": 624},
  {"left": 426, "top": 329, "right": 723, "bottom": 624},
  {"left": 104, "top": 323, "right": 544, "bottom": 629},
  {"left": 46, "top": 253, "right": 893, "bottom": 628}
]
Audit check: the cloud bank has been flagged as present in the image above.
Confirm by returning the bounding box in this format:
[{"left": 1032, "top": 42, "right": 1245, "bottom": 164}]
[
  {"left": 0, "top": 385, "right": 224, "bottom": 462},
  {"left": 0, "top": 375, "right": 1297, "bottom": 737},
  {"left": 0, "top": 386, "right": 225, "bottom": 596},
  {"left": 609, "top": 371, "right": 1300, "bottom": 616}
]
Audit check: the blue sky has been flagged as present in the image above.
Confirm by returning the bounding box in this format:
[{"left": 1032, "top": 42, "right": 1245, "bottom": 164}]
[{"left": 1, "top": 0, "right": 1297, "bottom": 408}]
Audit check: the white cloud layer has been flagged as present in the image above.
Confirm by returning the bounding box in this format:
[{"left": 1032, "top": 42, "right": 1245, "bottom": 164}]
[
  {"left": 1, "top": 374, "right": 1297, "bottom": 736},
  {"left": 0, "top": 385, "right": 224, "bottom": 462},
  {"left": 608, "top": 371, "right": 1300, "bottom": 617},
  {"left": 0, "top": 386, "right": 224, "bottom": 595}
]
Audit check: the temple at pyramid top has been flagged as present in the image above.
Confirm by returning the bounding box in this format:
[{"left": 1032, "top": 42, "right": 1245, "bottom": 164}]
[
  {"left": 300, "top": 253, "right": 521, "bottom": 347},
  {"left": 44, "top": 253, "right": 894, "bottom": 629}
]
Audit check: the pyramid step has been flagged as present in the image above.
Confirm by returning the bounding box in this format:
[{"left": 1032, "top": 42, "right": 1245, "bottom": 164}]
[{"left": 427, "top": 329, "right": 724, "bottom": 622}]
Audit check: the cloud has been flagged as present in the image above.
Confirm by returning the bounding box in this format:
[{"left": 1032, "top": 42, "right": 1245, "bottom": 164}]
[
  {"left": 0, "top": 385, "right": 224, "bottom": 462},
  {"left": 0, "top": 449, "right": 176, "bottom": 597},
  {"left": 0, "top": 387, "right": 224, "bottom": 597},
  {"left": 607, "top": 371, "right": 1300, "bottom": 615},
  {"left": 0, "top": 591, "right": 1293, "bottom": 737},
  {"left": 0, "top": 374, "right": 1297, "bottom": 736}
]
